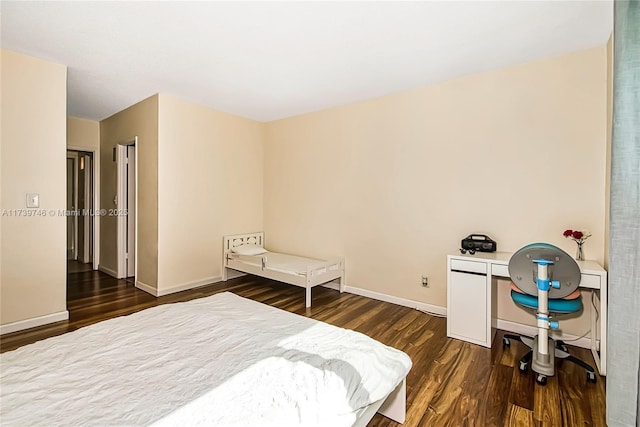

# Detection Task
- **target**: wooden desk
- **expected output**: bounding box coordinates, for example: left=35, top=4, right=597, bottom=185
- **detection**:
left=446, top=251, right=607, bottom=375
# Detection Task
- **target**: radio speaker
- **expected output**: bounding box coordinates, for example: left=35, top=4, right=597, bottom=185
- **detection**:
left=461, top=234, right=497, bottom=253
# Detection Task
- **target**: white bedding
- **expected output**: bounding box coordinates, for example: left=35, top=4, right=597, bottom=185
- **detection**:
left=1, top=292, right=411, bottom=426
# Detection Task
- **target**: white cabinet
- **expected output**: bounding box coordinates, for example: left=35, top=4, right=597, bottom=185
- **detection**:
left=447, top=269, right=489, bottom=346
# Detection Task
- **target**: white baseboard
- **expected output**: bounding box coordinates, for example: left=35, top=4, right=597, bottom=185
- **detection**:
left=1, top=310, right=69, bottom=335
left=225, top=269, right=247, bottom=280
left=344, top=285, right=447, bottom=316
left=136, top=276, right=223, bottom=297
left=321, top=281, right=341, bottom=291
left=135, top=280, right=159, bottom=296
left=496, top=319, right=592, bottom=349
left=98, top=264, right=118, bottom=278
left=158, top=276, right=222, bottom=296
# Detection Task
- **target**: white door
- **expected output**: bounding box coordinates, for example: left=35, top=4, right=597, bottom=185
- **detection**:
left=81, top=153, right=93, bottom=263
left=117, top=142, right=136, bottom=279
left=76, top=153, right=93, bottom=264
left=126, top=145, right=136, bottom=278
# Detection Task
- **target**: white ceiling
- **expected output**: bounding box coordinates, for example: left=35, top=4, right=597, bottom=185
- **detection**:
left=1, top=1, right=613, bottom=122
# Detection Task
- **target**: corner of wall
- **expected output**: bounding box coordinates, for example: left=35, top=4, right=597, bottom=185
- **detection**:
left=604, top=34, right=614, bottom=270
left=98, top=94, right=160, bottom=289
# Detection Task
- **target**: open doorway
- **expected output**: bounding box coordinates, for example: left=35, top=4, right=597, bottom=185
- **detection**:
left=66, top=150, right=94, bottom=274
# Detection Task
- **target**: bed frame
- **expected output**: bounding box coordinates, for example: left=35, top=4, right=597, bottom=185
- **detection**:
left=222, top=232, right=345, bottom=308
left=355, top=378, right=407, bottom=425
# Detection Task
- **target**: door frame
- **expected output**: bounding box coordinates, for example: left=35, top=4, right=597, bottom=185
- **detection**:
left=66, top=151, right=79, bottom=261
left=68, top=145, right=100, bottom=270
left=116, top=137, right=138, bottom=279
left=80, top=152, right=92, bottom=263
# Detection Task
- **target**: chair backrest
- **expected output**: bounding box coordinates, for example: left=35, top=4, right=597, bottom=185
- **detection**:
left=508, top=243, right=581, bottom=299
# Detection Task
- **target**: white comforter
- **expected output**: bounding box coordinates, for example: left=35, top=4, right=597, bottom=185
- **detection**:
left=1, top=292, right=411, bottom=426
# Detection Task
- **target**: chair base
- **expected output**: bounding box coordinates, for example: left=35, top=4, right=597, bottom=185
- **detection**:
left=502, top=333, right=598, bottom=385
left=531, top=336, right=555, bottom=377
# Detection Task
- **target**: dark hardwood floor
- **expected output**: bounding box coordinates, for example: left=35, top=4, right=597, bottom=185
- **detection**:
left=1, top=271, right=606, bottom=426
left=67, top=259, right=94, bottom=274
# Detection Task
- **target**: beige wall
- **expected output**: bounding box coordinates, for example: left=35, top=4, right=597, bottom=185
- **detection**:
left=68, top=116, right=100, bottom=150
left=156, top=94, right=263, bottom=293
left=264, top=46, right=608, bottom=335
left=1, top=49, right=67, bottom=325
left=100, top=95, right=159, bottom=287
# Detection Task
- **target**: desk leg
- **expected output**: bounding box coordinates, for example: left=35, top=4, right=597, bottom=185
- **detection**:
left=600, top=285, right=607, bottom=375
left=590, top=287, right=606, bottom=376
left=490, top=276, right=498, bottom=345
left=590, top=290, right=599, bottom=373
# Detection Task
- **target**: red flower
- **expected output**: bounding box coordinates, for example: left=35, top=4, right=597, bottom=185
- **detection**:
left=563, top=228, right=591, bottom=242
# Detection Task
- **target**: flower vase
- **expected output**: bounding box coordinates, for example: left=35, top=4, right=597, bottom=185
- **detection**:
left=576, top=241, right=585, bottom=261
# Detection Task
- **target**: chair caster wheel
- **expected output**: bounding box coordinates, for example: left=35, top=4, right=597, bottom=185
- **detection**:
left=536, top=374, right=547, bottom=385
left=587, top=372, right=597, bottom=383
left=503, top=337, right=510, bottom=347
left=518, top=361, right=528, bottom=373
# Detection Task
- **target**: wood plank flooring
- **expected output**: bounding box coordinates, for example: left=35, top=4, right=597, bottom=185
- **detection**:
left=1, top=271, right=606, bottom=426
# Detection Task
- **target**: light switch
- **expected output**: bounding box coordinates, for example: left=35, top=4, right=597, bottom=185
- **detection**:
left=26, top=193, right=39, bottom=208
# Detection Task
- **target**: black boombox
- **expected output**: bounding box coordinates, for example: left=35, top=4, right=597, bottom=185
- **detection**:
left=460, top=234, right=497, bottom=254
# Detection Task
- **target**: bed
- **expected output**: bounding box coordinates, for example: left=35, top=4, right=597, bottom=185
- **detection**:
left=223, top=232, right=345, bottom=308
left=0, top=292, right=411, bottom=426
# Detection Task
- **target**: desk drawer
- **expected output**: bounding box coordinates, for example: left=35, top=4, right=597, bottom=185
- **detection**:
left=580, top=273, right=601, bottom=289
left=450, top=259, right=487, bottom=275
left=491, top=264, right=509, bottom=278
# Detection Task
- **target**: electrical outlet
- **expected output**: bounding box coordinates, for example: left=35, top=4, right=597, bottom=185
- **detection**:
left=421, top=276, right=428, bottom=287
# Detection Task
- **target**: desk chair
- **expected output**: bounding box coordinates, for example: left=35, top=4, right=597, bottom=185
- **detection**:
left=502, top=243, right=597, bottom=385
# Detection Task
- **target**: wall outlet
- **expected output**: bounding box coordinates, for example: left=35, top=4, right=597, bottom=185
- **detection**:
left=421, top=275, right=429, bottom=287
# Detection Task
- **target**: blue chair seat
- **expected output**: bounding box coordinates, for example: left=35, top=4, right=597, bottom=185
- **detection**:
left=510, top=290, right=582, bottom=314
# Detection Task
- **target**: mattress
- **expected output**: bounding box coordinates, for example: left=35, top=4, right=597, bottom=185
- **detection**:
left=236, top=251, right=339, bottom=275
left=1, top=292, right=411, bottom=426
